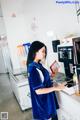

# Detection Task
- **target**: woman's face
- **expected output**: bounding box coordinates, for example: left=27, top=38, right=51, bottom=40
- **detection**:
left=35, top=47, right=46, bottom=61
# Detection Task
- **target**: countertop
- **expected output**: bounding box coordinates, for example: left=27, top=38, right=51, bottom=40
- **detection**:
left=52, top=72, right=80, bottom=103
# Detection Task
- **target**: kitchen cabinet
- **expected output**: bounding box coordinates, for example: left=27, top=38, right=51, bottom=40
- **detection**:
left=57, top=90, right=80, bottom=120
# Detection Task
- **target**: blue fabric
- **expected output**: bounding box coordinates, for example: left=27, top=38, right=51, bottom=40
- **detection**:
left=28, top=62, right=59, bottom=120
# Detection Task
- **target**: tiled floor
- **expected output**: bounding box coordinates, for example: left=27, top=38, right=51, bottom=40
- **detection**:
left=0, top=73, right=32, bottom=120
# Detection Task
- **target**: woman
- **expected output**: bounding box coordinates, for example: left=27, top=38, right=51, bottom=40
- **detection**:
left=27, top=41, right=65, bottom=120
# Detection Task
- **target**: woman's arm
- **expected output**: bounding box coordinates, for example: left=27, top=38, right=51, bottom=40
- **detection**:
left=35, top=83, right=65, bottom=95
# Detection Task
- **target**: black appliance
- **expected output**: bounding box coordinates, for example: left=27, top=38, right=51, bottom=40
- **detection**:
left=58, top=45, right=74, bottom=87
left=72, top=37, right=80, bottom=65
left=72, top=37, right=80, bottom=93
left=52, top=40, right=60, bottom=52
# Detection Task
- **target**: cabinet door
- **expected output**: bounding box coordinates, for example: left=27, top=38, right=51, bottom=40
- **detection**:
left=57, top=91, right=80, bottom=120
left=58, top=109, right=73, bottom=120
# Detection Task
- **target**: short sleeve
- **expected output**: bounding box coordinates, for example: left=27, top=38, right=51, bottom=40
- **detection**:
left=29, top=67, right=44, bottom=90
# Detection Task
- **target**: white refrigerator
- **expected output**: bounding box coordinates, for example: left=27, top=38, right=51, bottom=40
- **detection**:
left=0, top=44, right=12, bottom=73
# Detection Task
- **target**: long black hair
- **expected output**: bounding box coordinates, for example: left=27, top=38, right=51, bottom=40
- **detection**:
left=27, top=41, right=47, bottom=67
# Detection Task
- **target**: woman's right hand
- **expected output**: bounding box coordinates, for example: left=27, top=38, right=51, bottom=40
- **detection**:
left=54, top=83, right=66, bottom=91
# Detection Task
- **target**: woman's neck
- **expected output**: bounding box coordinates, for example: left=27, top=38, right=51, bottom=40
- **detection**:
left=34, top=59, right=39, bottom=63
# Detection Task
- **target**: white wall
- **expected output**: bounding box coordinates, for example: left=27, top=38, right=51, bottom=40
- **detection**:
left=0, top=0, right=31, bottom=70
left=23, top=0, right=80, bottom=72
left=1, top=0, right=80, bottom=72
left=24, top=0, right=80, bottom=39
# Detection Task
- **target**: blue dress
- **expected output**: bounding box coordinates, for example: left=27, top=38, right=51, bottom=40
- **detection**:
left=28, top=62, right=59, bottom=120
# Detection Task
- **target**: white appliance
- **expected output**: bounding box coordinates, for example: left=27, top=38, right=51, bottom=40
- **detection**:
left=0, top=46, right=6, bottom=73
left=0, top=44, right=12, bottom=73
left=9, top=71, right=32, bottom=111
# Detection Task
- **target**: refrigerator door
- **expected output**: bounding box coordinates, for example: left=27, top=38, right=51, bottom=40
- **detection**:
left=0, top=45, right=12, bottom=73
left=0, top=47, right=6, bottom=73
